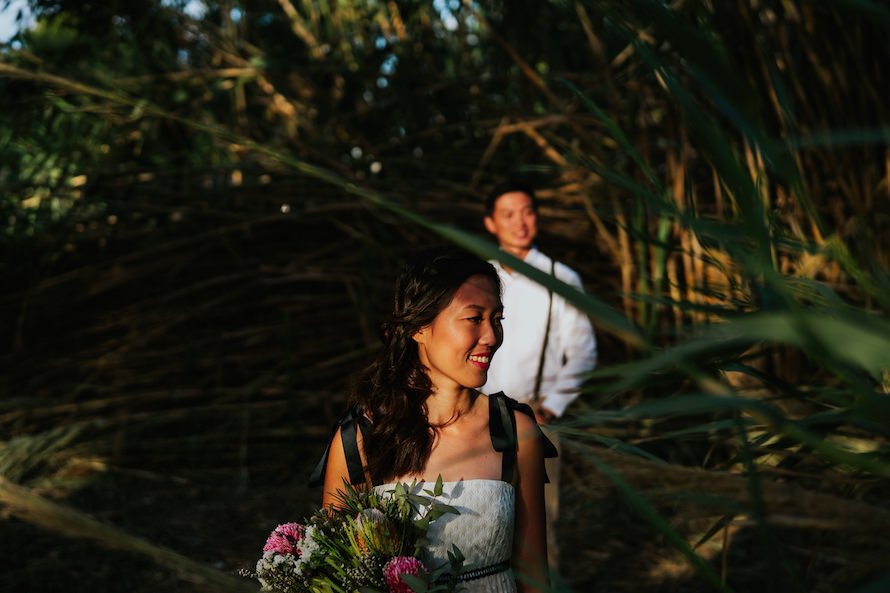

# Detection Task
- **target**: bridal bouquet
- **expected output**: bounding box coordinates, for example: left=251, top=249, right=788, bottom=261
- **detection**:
left=241, top=477, right=465, bottom=593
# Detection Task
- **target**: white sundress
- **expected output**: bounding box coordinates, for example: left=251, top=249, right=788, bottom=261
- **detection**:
left=309, top=392, right=557, bottom=593
left=375, top=479, right=516, bottom=593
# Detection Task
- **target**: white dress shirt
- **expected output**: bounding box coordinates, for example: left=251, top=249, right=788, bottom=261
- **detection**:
left=481, top=247, right=598, bottom=418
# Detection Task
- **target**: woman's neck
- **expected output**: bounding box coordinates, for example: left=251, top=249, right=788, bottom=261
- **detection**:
left=426, top=387, right=476, bottom=426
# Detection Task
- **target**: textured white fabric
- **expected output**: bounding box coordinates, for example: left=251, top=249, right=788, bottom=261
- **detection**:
left=375, top=479, right=516, bottom=593
left=482, top=247, right=598, bottom=417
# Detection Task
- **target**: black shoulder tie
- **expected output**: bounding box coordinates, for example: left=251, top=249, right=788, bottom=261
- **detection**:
left=488, top=392, right=558, bottom=484
left=489, top=392, right=518, bottom=483
left=308, top=408, right=369, bottom=488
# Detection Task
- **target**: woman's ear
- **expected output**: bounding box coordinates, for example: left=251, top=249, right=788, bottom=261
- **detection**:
left=412, top=327, right=426, bottom=344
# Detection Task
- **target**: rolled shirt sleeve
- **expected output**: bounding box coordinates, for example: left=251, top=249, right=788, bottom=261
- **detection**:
left=539, top=263, right=598, bottom=417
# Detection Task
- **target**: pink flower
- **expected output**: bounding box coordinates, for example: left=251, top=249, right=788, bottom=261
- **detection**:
left=263, top=522, right=305, bottom=556
left=383, top=556, right=428, bottom=593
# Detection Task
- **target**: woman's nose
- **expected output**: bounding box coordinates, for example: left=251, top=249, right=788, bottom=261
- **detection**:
left=480, top=320, right=501, bottom=346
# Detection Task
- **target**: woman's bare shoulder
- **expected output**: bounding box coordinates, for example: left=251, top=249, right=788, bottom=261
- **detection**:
left=514, top=409, right=541, bottom=442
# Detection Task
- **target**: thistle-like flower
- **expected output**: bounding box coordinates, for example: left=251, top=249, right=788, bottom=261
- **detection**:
left=263, top=522, right=305, bottom=556
left=383, top=555, right=428, bottom=593
left=355, top=507, right=398, bottom=554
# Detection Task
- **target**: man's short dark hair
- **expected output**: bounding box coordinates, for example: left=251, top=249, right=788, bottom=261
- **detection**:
left=484, top=179, right=539, bottom=216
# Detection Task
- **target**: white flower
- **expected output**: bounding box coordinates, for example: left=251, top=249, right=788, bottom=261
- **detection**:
left=294, top=525, right=320, bottom=573
left=256, top=550, right=301, bottom=590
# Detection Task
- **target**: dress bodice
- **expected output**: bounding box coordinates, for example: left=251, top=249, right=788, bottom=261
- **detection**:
left=374, top=479, right=516, bottom=593
left=309, top=392, right=557, bottom=593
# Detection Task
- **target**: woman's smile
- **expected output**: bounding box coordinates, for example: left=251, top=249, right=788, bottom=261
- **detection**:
left=414, top=274, right=503, bottom=392
left=468, top=351, right=494, bottom=369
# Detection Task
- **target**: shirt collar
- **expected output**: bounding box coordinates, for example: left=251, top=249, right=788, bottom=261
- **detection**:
left=492, top=245, right=547, bottom=275
left=523, top=246, right=547, bottom=267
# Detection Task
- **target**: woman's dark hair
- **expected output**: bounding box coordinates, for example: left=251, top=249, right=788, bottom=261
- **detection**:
left=351, top=245, right=501, bottom=483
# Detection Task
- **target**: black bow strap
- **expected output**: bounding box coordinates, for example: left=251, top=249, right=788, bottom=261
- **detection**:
left=308, top=408, right=369, bottom=488
left=489, top=392, right=516, bottom=454
left=488, top=392, right=558, bottom=483
left=310, top=394, right=556, bottom=488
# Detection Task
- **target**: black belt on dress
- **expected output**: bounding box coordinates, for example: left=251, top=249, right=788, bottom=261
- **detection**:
left=436, top=560, right=511, bottom=584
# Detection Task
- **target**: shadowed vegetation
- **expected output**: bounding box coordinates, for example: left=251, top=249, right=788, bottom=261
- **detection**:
left=1, top=1, right=888, bottom=592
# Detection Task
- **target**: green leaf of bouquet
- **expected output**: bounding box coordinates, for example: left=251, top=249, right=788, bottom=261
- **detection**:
left=399, top=573, right=429, bottom=593
left=428, top=503, right=460, bottom=516
left=425, top=510, right=445, bottom=522
left=433, top=474, right=444, bottom=496
left=447, top=544, right=465, bottom=564
left=426, top=565, right=448, bottom=579
left=407, top=493, right=432, bottom=507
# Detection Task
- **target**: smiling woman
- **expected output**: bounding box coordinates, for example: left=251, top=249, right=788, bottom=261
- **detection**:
left=412, top=272, right=502, bottom=402
left=338, top=245, right=507, bottom=484
left=311, top=245, right=557, bottom=593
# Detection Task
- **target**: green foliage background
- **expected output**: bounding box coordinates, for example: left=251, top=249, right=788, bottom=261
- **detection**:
left=1, top=1, right=889, bottom=592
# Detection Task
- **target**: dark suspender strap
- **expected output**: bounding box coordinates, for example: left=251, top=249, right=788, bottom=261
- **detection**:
left=532, top=260, right=555, bottom=401
left=308, top=408, right=369, bottom=487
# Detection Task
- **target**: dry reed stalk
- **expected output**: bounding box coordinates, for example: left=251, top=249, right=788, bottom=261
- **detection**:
left=469, top=116, right=509, bottom=190
left=690, top=222, right=707, bottom=322
left=466, top=2, right=565, bottom=112
left=385, top=1, right=407, bottom=41
left=575, top=2, right=608, bottom=67
left=570, top=183, right=622, bottom=261
left=276, top=0, right=322, bottom=58
left=666, top=256, right=683, bottom=334
left=609, top=193, right=635, bottom=323
left=0, top=477, right=256, bottom=593
left=667, top=147, right=687, bottom=329
left=215, top=50, right=305, bottom=140
left=470, top=115, right=574, bottom=189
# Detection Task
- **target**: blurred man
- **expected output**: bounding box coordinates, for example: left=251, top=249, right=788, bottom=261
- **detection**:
left=480, top=179, right=598, bottom=573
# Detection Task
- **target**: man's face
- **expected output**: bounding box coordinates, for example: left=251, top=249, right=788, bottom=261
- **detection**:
left=484, top=191, right=538, bottom=255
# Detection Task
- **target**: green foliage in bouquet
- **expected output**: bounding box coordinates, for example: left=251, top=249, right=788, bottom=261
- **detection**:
left=242, top=476, right=465, bottom=593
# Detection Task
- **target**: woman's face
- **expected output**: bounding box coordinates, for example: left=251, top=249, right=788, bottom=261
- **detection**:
left=413, top=274, right=503, bottom=392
